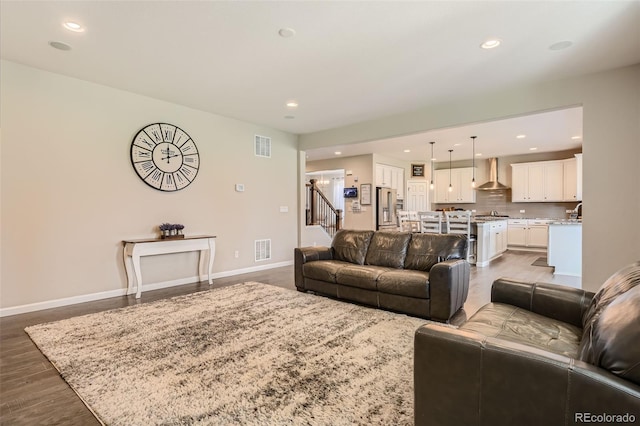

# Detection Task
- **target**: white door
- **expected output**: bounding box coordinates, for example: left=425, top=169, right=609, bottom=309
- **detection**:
left=406, top=181, right=428, bottom=211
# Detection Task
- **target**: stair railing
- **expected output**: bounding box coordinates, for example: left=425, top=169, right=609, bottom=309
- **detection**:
left=305, top=179, right=342, bottom=237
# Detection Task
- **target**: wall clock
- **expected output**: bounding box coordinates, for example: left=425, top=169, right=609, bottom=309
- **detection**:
left=130, top=123, right=200, bottom=191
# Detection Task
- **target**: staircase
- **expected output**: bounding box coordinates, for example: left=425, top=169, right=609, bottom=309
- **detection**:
left=305, top=179, right=342, bottom=238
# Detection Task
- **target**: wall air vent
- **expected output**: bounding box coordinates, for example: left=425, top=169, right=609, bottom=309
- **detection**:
left=255, top=239, right=272, bottom=262
left=254, top=135, right=271, bottom=158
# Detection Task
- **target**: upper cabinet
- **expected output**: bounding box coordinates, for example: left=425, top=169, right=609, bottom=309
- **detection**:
left=375, top=163, right=405, bottom=199
left=511, top=155, right=582, bottom=203
left=563, top=154, right=583, bottom=202
left=434, top=167, right=476, bottom=204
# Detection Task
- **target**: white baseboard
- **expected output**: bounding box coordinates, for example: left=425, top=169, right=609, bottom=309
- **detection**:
left=0, top=261, right=293, bottom=318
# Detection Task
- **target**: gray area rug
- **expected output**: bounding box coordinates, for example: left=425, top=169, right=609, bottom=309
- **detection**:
left=26, top=282, right=430, bottom=425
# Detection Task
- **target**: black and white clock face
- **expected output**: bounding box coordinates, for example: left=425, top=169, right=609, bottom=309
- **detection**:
left=130, top=123, right=200, bottom=191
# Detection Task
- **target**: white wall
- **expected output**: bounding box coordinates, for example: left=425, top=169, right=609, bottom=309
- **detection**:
left=1, top=60, right=298, bottom=310
left=300, top=64, right=640, bottom=293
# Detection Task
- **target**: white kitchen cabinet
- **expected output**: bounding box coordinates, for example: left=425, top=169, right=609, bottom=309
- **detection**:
left=508, top=219, right=550, bottom=250
left=575, top=153, right=583, bottom=202
left=489, top=221, right=508, bottom=256
left=563, top=154, right=583, bottom=202
left=506, top=219, right=527, bottom=246
left=393, top=167, right=404, bottom=200
left=476, top=219, right=508, bottom=267
left=433, top=167, right=476, bottom=204
left=528, top=222, right=549, bottom=248
left=543, top=162, right=564, bottom=201
left=375, top=163, right=405, bottom=199
left=511, top=161, right=565, bottom=202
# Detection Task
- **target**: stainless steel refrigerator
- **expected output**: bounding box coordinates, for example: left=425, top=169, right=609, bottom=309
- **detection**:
left=376, top=187, right=398, bottom=230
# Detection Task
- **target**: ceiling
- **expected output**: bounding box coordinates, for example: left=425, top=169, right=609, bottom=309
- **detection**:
left=305, top=106, right=583, bottom=163
left=1, top=1, right=638, bottom=145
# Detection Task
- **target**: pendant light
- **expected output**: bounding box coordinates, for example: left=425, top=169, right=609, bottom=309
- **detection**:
left=429, top=141, right=435, bottom=190
left=471, top=136, right=477, bottom=188
left=448, top=149, right=453, bottom=192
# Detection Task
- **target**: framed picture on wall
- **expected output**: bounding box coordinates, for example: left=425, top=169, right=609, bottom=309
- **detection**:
left=360, top=183, right=372, bottom=205
left=411, top=164, right=425, bottom=177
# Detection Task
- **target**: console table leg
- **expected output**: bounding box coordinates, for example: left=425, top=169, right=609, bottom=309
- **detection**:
left=207, top=238, right=215, bottom=284
left=132, top=253, right=143, bottom=299
left=124, top=243, right=136, bottom=296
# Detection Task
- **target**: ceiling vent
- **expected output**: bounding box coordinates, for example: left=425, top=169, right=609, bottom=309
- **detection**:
left=255, top=239, right=272, bottom=262
left=254, top=135, right=271, bottom=158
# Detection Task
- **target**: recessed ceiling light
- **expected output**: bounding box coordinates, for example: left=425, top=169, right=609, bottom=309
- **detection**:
left=284, top=115, right=295, bottom=119
left=549, top=40, right=573, bottom=51
left=529, top=147, right=538, bottom=151
left=403, top=149, right=411, bottom=153
left=516, top=134, right=526, bottom=139
left=286, top=101, right=298, bottom=108
left=475, top=153, right=483, bottom=157
left=63, top=21, right=84, bottom=32
left=480, top=39, right=501, bottom=49
left=571, top=135, right=582, bottom=140
left=454, top=143, right=462, bottom=146
left=49, top=41, right=72, bottom=51
left=334, top=151, right=342, bottom=155
left=278, top=28, right=296, bottom=38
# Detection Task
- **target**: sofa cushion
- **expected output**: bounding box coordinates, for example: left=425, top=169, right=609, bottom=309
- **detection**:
left=578, top=261, right=640, bottom=364
left=404, top=234, right=467, bottom=271
left=460, top=303, right=582, bottom=358
left=336, top=265, right=391, bottom=290
left=377, top=270, right=430, bottom=298
left=578, top=262, right=640, bottom=385
left=364, top=231, right=412, bottom=268
left=303, top=260, right=352, bottom=283
left=587, top=285, right=640, bottom=385
left=331, top=230, right=374, bottom=265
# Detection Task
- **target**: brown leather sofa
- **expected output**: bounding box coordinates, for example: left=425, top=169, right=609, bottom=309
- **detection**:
left=414, top=261, right=640, bottom=426
left=294, top=229, right=470, bottom=322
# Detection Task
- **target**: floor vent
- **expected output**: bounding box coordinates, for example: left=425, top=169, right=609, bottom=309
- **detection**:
left=254, top=135, right=271, bottom=158
left=255, top=239, right=271, bottom=262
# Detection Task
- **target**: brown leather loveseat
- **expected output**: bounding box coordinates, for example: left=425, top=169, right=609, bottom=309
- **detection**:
left=294, top=229, right=470, bottom=322
left=414, top=261, right=640, bottom=425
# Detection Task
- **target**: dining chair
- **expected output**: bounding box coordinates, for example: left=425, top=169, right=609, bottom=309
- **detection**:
left=418, top=211, right=443, bottom=234
left=444, top=211, right=476, bottom=262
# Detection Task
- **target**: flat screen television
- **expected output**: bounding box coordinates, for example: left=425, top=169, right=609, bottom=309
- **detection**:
left=343, top=187, right=358, bottom=198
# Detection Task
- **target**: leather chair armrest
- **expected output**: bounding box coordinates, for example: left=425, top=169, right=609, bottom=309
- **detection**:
left=294, top=246, right=332, bottom=290
left=491, top=278, right=594, bottom=328
left=429, top=259, right=470, bottom=322
left=414, top=324, right=640, bottom=426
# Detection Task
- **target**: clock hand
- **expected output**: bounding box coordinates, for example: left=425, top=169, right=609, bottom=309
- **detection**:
left=161, top=153, right=181, bottom=161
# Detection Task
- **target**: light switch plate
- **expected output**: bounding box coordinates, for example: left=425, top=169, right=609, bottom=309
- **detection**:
left=235, top=184, right=245, bottom=192
left=279, top=206, right=288, bottom=213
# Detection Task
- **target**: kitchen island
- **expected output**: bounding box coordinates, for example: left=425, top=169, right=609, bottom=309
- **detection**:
left=547, top=221, right=582, bottom=277
left=472, top=218, right=508, bottom=267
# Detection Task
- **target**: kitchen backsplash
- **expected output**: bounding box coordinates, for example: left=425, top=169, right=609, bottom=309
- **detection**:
left=433, top=189, right=580, bottom=219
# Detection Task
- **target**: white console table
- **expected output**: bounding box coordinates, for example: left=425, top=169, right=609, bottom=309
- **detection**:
left=123, top=235, right=216, bottom=299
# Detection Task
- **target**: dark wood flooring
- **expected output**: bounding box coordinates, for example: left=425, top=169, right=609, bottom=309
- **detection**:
left=0, top=250, right=571, bottom=425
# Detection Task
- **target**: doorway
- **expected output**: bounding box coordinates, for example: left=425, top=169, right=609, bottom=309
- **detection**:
left=406, top=180, right=429, bottom=212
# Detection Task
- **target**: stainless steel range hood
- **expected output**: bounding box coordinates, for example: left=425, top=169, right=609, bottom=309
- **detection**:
left=476, top=157, right=510, bottom=191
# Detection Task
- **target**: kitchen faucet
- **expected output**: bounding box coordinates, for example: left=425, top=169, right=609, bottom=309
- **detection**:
left=569, top=203, right=582, bottom=220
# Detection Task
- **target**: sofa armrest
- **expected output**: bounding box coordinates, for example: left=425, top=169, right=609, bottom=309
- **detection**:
left=428, top=259, right=470, bottom=322
left=294, top=246, right=333, bottom=290
left=491, top=278, right=594, bottom=328
left=414, top=324, right=640, bottom=426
